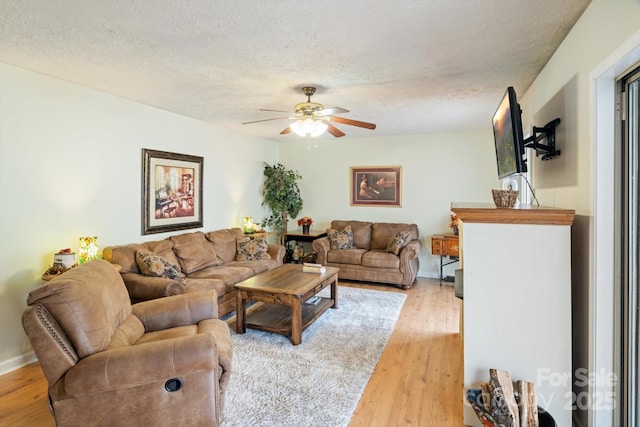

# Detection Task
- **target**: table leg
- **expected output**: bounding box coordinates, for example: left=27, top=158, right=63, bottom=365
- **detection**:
left=331, top=276, right=338, bottom=309
left=235, top=291, right=246, bottom=334
left=291, top=297, right=302, bottom=345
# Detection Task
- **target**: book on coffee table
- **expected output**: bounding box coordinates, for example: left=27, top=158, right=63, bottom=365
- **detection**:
left=303, top=262, right=325, bottom=274
left=305, top=296, right=321, bottom=305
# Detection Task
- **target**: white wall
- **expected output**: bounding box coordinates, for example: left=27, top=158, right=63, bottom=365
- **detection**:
left=279, top=130, right=499, bottom=278
left=520, top=0, right=640, bottom=214
left=0, top=64, right=499, bottom=371
left=517, top=1, right=640, bottom=426
left=3, top=6, right=639, bottom=424
left=0, top=63, right=279, bottom=371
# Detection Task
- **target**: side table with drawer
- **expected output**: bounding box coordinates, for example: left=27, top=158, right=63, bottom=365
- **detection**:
left=431, top=234, right=459, bottom=284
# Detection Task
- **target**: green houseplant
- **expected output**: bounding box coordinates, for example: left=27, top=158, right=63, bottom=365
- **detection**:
left=261, top=162, right=303, bottom=245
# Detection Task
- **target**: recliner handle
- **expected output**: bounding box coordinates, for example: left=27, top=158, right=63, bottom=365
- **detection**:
left=164, top=377, right=183, bottom=392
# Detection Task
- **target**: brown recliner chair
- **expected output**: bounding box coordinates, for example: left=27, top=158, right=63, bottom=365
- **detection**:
left=22, top=259, right=232, bottom=426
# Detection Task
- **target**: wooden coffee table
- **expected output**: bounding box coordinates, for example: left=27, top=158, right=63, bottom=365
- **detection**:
left=234, top=264, right=339, bottom=345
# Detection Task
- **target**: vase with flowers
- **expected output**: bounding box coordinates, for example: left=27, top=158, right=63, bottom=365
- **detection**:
left=448, top=213, right=459, bottom=235
left=297, top=216, right=313, bottom=234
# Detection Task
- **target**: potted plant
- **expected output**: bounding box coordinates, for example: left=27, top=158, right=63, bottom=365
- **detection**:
left=260, top=162, right=303, bottom=245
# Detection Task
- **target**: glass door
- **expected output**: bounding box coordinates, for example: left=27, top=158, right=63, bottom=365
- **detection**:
left=619, top=64, right=640, bottom=427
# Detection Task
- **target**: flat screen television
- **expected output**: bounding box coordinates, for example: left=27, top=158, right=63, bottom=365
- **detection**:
left=492, top=86, right=527, bottom=179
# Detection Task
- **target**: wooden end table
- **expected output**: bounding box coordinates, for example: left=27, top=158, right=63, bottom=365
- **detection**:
left=284, top=229, right=327, bottom=244
left=431, top=234, right=459, bottom=285
left=234, top=264, right=339, bottom=345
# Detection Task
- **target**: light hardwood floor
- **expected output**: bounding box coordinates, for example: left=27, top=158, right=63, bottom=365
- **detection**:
left=0, top=277, right=463, bottom=427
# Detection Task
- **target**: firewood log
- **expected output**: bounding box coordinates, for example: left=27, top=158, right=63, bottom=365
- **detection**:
left=520, top=381, right=538, bottom=427
left=489, top=369, right=520, bottom=427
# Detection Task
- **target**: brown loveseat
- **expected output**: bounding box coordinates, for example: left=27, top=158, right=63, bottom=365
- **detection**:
left=312, top=220, right=422, bottom=289
left=103, top=228, right=285, bottom=317
left=22, top=259, right=232, bottom=427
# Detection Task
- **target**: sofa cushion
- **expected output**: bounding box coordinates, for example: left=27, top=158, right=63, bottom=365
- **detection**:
left=362, top=250, right=401, bottom=269
left=135, top=250, right=185, bottom=280
left=371, top=223, right=419, bottom=250
left=205, top=228, right=244, bottom=263
left=330, top=220, right=372, bottom=249
left=327, top=226, right=355, bottom=250
left=225, top=260, right=274, bottom=275
left=188, top=265, right=255, bottom=290
left=386, top=231, right=411, bottom=255
left=235, top=237, right=272, bottom=261
left=141, top=239, right=181, bottom=269
left=327, top=248, right=367, bottom=265
left=182, top=277, right=227, bottom=298
left=170, top=232, right=220, bottom=274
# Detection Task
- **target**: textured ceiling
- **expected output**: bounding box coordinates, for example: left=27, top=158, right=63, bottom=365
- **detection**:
left=0, top=0, right=591, bottom=141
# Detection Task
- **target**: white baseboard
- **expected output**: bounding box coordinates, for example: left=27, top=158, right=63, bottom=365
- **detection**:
left=0, top=352, right=37, bottom=376
left=417, top=271, right=439, bottom=279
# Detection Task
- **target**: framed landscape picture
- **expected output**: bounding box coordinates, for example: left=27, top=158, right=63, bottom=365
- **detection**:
left=350, top=166, right=401, bottom=207
left=142, top=149, right=203, bottom=235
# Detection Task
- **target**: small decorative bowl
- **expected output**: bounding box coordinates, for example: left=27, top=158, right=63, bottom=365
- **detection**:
left=492, top=189, right=519, bottom=208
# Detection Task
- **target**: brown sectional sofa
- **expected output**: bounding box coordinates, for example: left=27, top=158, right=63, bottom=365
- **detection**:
left=312, top=220, right=422, bottom=289
left=103, top=228, right=285, bottom=317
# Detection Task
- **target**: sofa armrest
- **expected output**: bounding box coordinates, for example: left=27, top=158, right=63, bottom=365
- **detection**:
left=267, top=244, right=286, bottom=265
left=399, top=239, right=422, bottom=261
left=121, top=272, right=185, bottom=302
left=132, top=291, right=218, bottom=332
left=398, top=239, right=422, bottom=288
left=312, top=237, right=330, bottom=265
left=207, top=320, right=233, bottom=391
left=64, top=334, right=218, bottom=397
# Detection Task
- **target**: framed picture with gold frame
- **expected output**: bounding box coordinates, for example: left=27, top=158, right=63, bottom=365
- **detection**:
left=142, top=149, right=203, bottom=235
left=350, top=166, right=401, bottom=207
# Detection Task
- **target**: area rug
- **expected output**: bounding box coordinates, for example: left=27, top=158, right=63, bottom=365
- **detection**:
left=220, top=286, right=407, bottom=427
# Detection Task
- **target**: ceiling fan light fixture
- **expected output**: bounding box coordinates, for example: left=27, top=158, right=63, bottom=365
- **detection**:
left=243, top=86, right=375, bottom=138
left=290, top=117, right=327, bottom=137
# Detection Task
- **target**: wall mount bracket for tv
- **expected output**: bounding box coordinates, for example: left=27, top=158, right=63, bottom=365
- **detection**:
left=523, top=118, right=561, bottom=161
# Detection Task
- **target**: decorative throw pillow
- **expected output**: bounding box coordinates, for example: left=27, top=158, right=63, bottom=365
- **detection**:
left=386, top=231, right=411, bottom=255
left=327, top=226, right=355, bottom=250
left=135, top=250, right=185, bottom=280
left=235, top=237, right=272, bottom=261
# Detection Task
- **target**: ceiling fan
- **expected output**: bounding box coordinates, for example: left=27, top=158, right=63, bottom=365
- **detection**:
left=242, top=86, right=376, bottom=138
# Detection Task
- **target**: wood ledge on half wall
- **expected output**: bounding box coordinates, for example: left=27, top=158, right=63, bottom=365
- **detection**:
left=451, top=203, right=575, bottom=226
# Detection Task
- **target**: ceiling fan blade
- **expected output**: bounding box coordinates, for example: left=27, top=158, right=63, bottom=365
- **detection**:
left=326, top=123, right=346, bottom=138
left=317, top=107, right=349, bottom=116
left=280, top=126, right=292, bottom=135
left=260, top=108, right=291, bottom=113
left=242, top=116, right=290, bottom=125
left=328, top=116, right=376, bottom=130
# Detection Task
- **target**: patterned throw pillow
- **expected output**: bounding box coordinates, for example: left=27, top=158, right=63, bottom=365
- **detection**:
left=387, top=231, right=411, bottom=255
left=327, top=226, right=355, bottom=250
left=135, top=250, right=185, bottom=280
left=235, top=237, right=272, bottom=261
